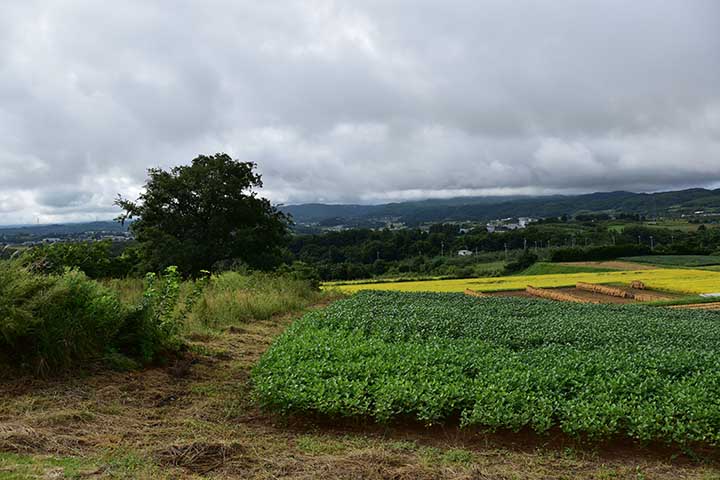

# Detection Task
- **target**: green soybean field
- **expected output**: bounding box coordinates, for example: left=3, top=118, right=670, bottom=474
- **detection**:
left=253, top=291, right=720, bottom=446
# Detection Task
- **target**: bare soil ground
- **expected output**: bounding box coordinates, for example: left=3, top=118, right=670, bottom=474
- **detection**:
left=2, top=306, right=720, bottom=479
left=555, top=287, right=635, bottom=304
left=559, top=261, right=658, bottom=270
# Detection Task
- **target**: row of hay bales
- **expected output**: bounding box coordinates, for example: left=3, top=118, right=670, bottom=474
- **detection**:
left=576, top=282, right=632, bottom=298
left=525, top=281, right=651, bottom=304
left=463, top=289, right=487, bottom=298
left=525, top=285, right=599, bottom=304
left=575, top=281, right=661, bottom=302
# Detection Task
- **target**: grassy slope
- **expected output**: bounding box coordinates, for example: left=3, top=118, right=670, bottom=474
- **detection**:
left=2, top=304, right=720, bottom=479
left=520, top=262, right=615, bottom=275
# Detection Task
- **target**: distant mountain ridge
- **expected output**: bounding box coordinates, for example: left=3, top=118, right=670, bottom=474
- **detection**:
left=281, top=188, right=720, bottom=226
left=0, top=221, right=128, bottom=236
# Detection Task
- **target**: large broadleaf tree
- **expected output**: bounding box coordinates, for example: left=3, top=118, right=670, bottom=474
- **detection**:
left=116, top=153, right=290, bottom=275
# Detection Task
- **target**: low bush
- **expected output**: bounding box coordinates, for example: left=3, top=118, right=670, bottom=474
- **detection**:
left=503, top=251, right=537, bottom=274
left=0, top=262, right=196, bottom=374
left=20, top=241, right=139, bottom=278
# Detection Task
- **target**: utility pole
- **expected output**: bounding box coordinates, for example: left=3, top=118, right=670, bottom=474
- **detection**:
left=638, top=235, right=641, bottom=245
left=504, top=243, right=508, bottom=261
left=650, top=236, right=654, bottom=251
left=441, top=241, right=445, bottom=257
left=376, top=250, right=380, bottom=261
left=523, top=238, right=527, bottom=250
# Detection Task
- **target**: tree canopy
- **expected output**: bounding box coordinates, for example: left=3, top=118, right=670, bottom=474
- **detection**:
left=116, top=154, right=290, bottom=275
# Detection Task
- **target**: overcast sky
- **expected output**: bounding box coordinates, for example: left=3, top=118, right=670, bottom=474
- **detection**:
left=1, top=1, right=720, bottom=224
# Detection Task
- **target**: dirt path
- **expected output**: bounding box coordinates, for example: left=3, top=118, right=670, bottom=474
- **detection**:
left=1, top=307, right=719, bottom=479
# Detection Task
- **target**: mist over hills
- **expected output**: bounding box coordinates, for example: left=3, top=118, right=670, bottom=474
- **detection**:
left=281, top=188, right=720, bottom=226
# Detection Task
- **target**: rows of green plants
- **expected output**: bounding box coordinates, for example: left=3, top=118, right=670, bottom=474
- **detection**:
left=253, top=291, right=720, bottom=445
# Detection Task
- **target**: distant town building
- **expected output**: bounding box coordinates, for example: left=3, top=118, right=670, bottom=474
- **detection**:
left=518, top=217, right=534, bottom=228
left=457, top=249, right=473, bottom=256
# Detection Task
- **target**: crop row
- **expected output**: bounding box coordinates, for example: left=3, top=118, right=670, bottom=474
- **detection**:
left=331, top=268, right=720, bottom=294
left=253, top=291, right=720, bottom=445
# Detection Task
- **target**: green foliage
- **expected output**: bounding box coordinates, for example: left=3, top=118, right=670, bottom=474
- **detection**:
left=503, top=250, right=538, bottom=274
left=254, top=291, right=720, bottom=445
left=188, top=271, right=335, bottom=329
left=116, top=153, right=290, bottom=276
left=115, top=267, right=208, bottom=362
left=520, top=262, right=614, bottom=275
left=0, top=262, right=198, bottom=374
left=20, top=240, right=137, bottom=278
left=551, top=244, right=651, bottom=262
left=275, top=261, right=322, bottom=290
left=0, top=262, right=126, bottom=373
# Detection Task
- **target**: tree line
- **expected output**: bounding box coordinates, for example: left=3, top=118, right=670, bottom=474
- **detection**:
left=13, top=153, right=720, bottom=281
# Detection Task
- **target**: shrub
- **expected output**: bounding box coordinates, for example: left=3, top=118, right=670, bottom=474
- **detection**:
left=0, top=262, right=196, bottom=374
left=20, top=240, right=137, bottom=279
left=0, top=262, right=126, bottom=373
left=504, top=251, right=538, bottom=274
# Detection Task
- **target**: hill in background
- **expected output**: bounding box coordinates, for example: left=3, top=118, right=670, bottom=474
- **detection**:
left=281, top=188, right=720, bottom=227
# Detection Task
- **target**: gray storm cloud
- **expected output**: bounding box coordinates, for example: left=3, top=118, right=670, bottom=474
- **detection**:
left=0, top=0, right=719, bottom=223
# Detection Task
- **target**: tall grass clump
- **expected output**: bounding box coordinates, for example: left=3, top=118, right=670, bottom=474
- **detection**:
left=0, top=262, right=127, bottom=373
left=0, top=262, right=198, bottom=375
left=188, top=271, right=338, bottom=329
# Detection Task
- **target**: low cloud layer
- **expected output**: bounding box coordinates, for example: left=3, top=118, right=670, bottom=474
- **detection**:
left=1, top=0, right=719, bottom=223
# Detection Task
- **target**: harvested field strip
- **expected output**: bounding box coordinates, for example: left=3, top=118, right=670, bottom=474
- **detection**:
left=526, top=285, right=595, bottom=303
left=576, top=282, right=632, bottom=298
left=669, top=302, right=720, bottom=310
left=333, top=268, right=720, bottom=295
left=633, top=292, right=670, bottom=302
left=463, top=289, right=487, bottom=298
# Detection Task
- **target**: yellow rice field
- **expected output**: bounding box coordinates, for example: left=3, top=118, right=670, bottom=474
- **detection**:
left=330, top=268, right=720, bottom=295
